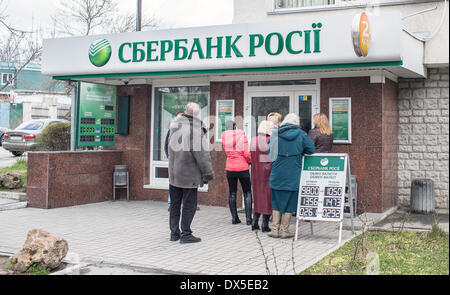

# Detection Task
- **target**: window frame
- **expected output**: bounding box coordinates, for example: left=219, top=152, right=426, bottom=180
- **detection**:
left=1, top=72, right=14, bottom=86
left=146, top=82, right=211, bottom=192
left=274, top=0, right=352, bottom=11
left=329, top=97, right=352, bottom=144
left=271, top=0, right=436, bottom=13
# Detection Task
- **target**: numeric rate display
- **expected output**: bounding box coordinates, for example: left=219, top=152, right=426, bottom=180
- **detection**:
left=297, top=155, right=347, bottom=221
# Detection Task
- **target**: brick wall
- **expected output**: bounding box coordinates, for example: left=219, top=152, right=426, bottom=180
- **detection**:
left=397, top=67, right=449, bottom=209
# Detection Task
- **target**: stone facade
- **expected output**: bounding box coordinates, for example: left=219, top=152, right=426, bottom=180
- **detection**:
left=321, top=77, right=398, bottom=213
left=397, top=67, right=449, bottom=209
left=110, top=83, right=246, bottom=208
left=27, top=151, right=123, bottom=208
left=27, top=78, right=402, bottom=213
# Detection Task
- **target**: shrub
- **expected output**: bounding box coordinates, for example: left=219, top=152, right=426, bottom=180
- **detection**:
left=36, top=122, right=71, bottom=151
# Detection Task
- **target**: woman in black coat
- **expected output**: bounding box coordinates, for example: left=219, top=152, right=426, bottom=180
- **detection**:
left=308, top=113, right=333, bottom=153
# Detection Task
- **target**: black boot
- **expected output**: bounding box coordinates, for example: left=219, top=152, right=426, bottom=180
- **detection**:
left=251, top=213, right=261, bottom=230
left=261, top=214, right=271, bottom=232
left=228, top=192, right=241, bottom=224
left=244, top=191, right=253, bottom=225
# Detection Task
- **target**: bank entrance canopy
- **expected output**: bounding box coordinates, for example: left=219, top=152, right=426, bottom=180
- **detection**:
left=42, top=11, right=425, bottom=84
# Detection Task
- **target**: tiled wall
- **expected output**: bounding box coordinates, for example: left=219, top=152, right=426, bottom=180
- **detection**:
left=397, top=67, right=449, bottom=209
left=320, top=77, right=398, bottom=213
left=382, top=78, right=399, bottom=211
left=27, top=151, right=123, bottom=208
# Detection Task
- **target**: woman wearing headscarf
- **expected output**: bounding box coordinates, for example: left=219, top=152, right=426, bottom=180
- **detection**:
left=250, top=120, right=275, bottom=232
left=268, top=113, right=315, bottom=238
left=308, top=113, right=334, bottom=153
left=222, top=120, right=253, bottom=225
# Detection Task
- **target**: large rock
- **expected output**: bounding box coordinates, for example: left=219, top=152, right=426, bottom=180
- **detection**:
left=0, top=172, right=23, bottom=189
left=9, top=229, right=69, bottom=273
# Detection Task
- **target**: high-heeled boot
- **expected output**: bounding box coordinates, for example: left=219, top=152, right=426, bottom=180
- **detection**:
left=261, top=214, right=271, bottom=232
left=251, top=213, right=261, bottom=230
left=243, top=191, right=253, bottom=225
left=228, top=192, right=241, bottom=224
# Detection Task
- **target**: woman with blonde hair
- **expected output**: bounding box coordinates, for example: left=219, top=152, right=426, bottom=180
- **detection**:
left=267, top=113, right=315, bottom=238
left=308, top=113, right=334, bottom=153
left=267, top=112, right=282, bottom=127
left=250, top=120, right=275, bottom=232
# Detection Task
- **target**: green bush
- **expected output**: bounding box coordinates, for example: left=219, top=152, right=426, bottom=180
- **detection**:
left=36, top=122, right=71, bottom=151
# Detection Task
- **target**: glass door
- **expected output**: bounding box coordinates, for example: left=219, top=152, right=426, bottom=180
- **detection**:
left=294, top=91, right=317, bottom=135
left=245, top=90, right=318, bottom=138
left=246, top=91, right=294, bottom=138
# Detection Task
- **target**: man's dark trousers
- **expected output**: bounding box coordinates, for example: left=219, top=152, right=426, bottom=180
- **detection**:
left=169, top=184, right=198, bottom=238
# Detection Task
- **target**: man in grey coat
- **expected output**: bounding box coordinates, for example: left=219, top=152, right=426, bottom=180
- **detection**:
left=165, top=102, right=214, bottom=243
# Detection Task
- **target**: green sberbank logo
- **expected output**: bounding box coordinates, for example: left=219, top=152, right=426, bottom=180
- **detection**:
left=89, top=39, right=112, bottom=67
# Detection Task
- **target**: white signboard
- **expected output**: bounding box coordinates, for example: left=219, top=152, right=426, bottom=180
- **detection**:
left=295, top=153, right=354, bottom=243
left=42, top=12, right=402, bottom=77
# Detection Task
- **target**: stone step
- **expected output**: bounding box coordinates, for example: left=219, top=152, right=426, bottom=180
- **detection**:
left=0, top=201, right=28, bottom=211
left=0, top=191, right=27, bottom=202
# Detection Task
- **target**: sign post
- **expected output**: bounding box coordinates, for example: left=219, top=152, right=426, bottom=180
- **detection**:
left=295, top=153, right=355, bottom=244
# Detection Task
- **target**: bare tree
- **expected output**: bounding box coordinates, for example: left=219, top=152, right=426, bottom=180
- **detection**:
left=52, top=0, right=117, bottom=36
left=109, top=11, right=159, bottom=34
left=52, top=0, right=159, bottom=36
left=0, top=0, right=42, bottom=92
left=0, top=0, right=27, bottom=36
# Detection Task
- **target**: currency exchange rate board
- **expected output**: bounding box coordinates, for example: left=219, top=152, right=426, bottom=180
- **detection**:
left=297, top=154, right=348, bottom=222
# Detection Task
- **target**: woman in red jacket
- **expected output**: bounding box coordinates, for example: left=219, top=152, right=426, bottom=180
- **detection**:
left=222, top=120, right=252, bottom=225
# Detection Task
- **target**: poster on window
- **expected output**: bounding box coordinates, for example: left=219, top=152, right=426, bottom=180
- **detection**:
left=215, top=100, right=235, bottom=142
left=329, top=97, right=351, bottom=144
left=159, top=92, right=209, bottom=160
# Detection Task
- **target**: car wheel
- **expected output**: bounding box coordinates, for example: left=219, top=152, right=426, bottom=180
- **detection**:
left=0, top=135, right=3, bottom=146
left=11, top=151, right=24, bottom=157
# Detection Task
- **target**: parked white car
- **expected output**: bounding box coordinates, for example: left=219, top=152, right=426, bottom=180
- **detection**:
left=2, top=119, right=69, bottom=156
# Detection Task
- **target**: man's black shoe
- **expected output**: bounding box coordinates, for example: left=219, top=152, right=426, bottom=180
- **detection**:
left=170, top=234, right=180, bottom=242
left=180, top=235, right=201, bottom=244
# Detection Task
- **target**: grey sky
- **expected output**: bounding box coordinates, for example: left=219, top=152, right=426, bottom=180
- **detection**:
left=3, top=0, right=234, bottom=33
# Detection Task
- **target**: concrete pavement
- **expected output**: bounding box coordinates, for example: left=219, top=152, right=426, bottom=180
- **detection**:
left=0, top=147, right=25, bottom=169
left=0, top=200, right=356, bottom=275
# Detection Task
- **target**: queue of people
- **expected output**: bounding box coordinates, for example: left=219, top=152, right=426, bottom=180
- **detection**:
left=165, top=102, right=334, bottom=243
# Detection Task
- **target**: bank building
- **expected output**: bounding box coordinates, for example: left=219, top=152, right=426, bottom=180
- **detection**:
left=33, top=0, right=448, bottom=214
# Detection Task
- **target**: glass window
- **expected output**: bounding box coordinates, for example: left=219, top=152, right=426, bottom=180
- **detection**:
left=274, top=0, right=363, bottom=9
left=275, top=0, right=334, bottom=9
left=152, top=86, right=210, bottom=162
left=251, top=96, right=290, bottom=138
left=299, top=95, right=312, bottom=134
left=248, top=79, right=316, bottom=87
left=15, top=121, right=44, bottom=130
left=2, top=73, right=8, bottom=85
left=1, top=73, right=14, bottom=85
